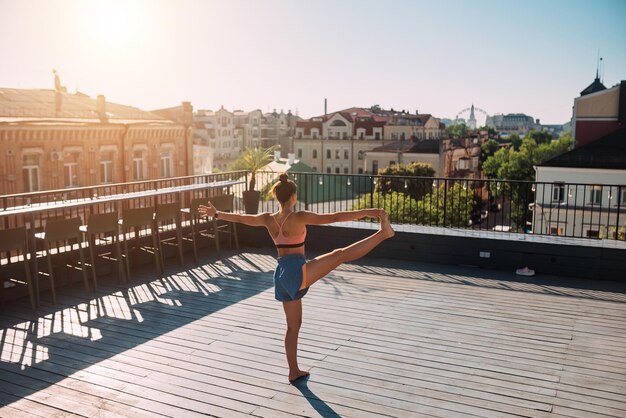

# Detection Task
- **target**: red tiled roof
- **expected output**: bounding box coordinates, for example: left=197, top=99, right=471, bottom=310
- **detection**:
left=355, top=120, right=386, bottom=135
left=296, top=120, right=323, bottom=135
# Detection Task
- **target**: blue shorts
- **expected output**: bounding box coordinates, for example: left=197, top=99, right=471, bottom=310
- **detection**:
left=274, top=253, right=309, bottom=301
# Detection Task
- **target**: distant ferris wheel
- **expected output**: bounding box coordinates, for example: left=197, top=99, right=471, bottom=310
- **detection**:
left=455, top=106, right=489, bottom=123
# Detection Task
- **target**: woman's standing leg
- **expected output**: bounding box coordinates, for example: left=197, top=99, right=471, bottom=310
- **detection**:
left=282, top=299, right=310, bottom=382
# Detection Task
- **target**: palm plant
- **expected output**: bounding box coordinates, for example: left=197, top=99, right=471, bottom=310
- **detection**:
left=230, top=145, right=278, bottom=191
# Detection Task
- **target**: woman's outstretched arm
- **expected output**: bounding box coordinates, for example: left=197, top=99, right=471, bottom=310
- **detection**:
left=299, top=208, right=381, bottom=225
left=198, top=202, right=269, bottom=227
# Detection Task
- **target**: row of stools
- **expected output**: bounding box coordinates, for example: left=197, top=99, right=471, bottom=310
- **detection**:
left=0, top=194, right=238, bottom=310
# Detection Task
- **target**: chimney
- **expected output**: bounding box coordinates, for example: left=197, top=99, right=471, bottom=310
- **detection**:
left=324, top=98, right=327, bottom=117
left=287, top=153, right=295, bottom=165
left=415, top=109, right=419, bottom=115
left=97, top=95, right=106, bottom=116
left=182, top=101, right=193, bottom=125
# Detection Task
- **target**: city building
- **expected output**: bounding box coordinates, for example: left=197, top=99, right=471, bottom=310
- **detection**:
left=441, top=136, right=484, bottom=179
left=572, top=78, right=625, bottom=148
left=486, top=113, right=538, bottom=134
left=364, top=140, right=441, bottom=175
left=294, top=106, right=444, bottom=174
left=0, top=85, right=192, bottom=195
left=533, top=126, right=626, bottom=238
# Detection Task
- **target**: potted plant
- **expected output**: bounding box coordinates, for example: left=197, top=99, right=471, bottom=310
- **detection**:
left=230, top=146, right=278, bottom=214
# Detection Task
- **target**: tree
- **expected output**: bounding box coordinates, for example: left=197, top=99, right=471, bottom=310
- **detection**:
left=478, top=125, right=497, bottom=135
left=353, top=191, right=419, bottom=224
left=416, top=183, right=476, bottom=227
left=525, top=130, right=553, bottom=145
left=377, top=162, right=435, bottom=201
left=508, top=132, right=522, bottom=150
left=446, top=123, right=468, bottom=139
left=482, top=134, right=573, bottom=229
left=480, top=139, right=500, bottom=163
left=229, top=146, right=279, bottom=191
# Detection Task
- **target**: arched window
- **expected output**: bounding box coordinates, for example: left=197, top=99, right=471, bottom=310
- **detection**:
left=312, top=150, right=318, bottom=159
left=331, top=119, right=346, bottom=127
left=358, top=151, right=364, bottom=160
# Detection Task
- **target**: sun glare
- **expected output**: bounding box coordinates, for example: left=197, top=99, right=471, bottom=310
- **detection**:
left=77, top=1, right=141, bottom=49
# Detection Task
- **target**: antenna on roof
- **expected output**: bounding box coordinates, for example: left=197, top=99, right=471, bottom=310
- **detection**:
left=595, top=49, right=600, bottom=80
left=600, top=57, right=604, bottom=83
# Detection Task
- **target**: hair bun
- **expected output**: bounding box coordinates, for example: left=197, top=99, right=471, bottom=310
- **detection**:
left=279, top=173, right=289, bottom=183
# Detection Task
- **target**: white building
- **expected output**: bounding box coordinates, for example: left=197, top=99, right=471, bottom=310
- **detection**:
left=533, top=127, right=626, bottom=239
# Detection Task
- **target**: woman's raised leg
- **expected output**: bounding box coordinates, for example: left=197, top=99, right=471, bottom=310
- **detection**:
left=303, top=211, right=394, bottom=289
left=282, top=299, right=310, bottom=383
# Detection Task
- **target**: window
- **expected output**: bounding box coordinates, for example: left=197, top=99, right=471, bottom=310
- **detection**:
left=326, top=167, right=331, bottom=174
left=312, top=150, right=317, bottom=159
left=620, top=189, right=626, bottom=205
left=326, top=149, right=331, bottom=159
left=358, top=168, right=364, bottom=174
left=458, top=158, right=468, bottom=170
left=161, top=149, right=173, bottom=178
left=359, top=132, right=364, bottom=140
left=297, top=132, right=302, bottom=139
left=335, top=149, right=340, bottom=159
left=344, top=167, right=349, bottom=174
left=374, top=132, right=380, bottom=140
left=342, top=132, right=347, bottom=140
left=550, top=226, right=564, bottom=236
left=344, top=150, right=349, bottom=159
left=297, top=149, right=302, bottom=158
left=312, top=132, right=318, bottom=139
left=63, top=151, right=81, bottom=187
left=589, top=185, right=602, bottom=205
left=100, top=159, right=113, bottom=184
left=133, top=150, right=145, bottom=180
left=586, top=230, right=600, bottom=238
left=22, top=164, right=40, bottom=192
left=372, top=160, right=379, bottom=174
left=552, top=183, right=565, bottom=203
left=358, top=151, right=364, bottom=160
left=400, top=132, right=406, bottom=140
left=64, top=162, right=79, bottom=187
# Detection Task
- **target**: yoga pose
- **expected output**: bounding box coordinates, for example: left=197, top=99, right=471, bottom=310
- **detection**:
left=199, top=173, right=394, bottom=383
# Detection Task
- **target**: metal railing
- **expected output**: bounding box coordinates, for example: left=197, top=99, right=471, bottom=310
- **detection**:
left=1, top=170, right=624, bottom=241
left=253, top=171, right=626, bottom=240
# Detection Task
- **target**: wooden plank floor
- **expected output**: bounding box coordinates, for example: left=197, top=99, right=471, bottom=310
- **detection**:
left=1, top=248, right=626, bottom=417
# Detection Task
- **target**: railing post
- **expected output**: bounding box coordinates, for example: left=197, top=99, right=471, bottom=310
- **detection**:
left=443, top=179, right=448, bottom=228
left=304, top=172, right=309, bottom=211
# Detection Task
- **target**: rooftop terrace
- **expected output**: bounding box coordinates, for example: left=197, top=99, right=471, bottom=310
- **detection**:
left=2, top=247, right=626, bottom=417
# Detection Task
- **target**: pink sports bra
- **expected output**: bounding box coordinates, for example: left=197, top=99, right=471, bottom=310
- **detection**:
left=272, top=212, right=306, bottom=248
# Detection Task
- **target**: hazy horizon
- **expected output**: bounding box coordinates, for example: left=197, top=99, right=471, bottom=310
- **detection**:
left=1, top=0, right=625, bottom=124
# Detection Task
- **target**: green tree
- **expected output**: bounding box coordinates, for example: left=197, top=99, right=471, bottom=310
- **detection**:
left=508, top=132, right=522, bottom=150
left=416, top=183, right=476, bottom=227
left=377, top=162, right=435, bottom=201
left=446, top=123, right=468, bottom=139
left=353, top=191, right=418, bottom=224
left=478, top=125, right=497, bottom=135
left=480, top=139, right=500, bottom=163
left=525, top=130, right=553, bottom=145
left=482, top=134, right=573, bottom=229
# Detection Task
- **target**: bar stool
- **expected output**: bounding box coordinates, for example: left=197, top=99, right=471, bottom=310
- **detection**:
left=154, top=202, right=184, bottom=269
left=34, top=217, right=90, bottom=304
left=80, top=211, right=126, bottom=290
left=211, top=194, right=239, bottom=255
left=181, top=194, right=239, bottom=262
left=119, top=207, right=161, bottom=279
left=0, top=226, right=36, bottom=310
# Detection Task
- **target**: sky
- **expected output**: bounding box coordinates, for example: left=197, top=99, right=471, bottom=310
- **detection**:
left=1, top=0, right=625, bottom=125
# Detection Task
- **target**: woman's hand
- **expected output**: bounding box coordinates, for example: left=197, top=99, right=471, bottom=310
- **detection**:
left=198, top=202, right=217, bottom=218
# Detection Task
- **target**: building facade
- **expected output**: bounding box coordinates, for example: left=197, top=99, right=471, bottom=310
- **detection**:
left=294, top=106, right=444, bottom=174
left=572, top=79, right=625, bottom=148
left=0, top=87, right=192, bottom=195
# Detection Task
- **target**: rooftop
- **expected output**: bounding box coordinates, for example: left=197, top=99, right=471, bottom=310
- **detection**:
left=2, top=246, right=625, bottom=417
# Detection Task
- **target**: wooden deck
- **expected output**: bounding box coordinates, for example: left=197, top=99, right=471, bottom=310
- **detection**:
left=1, top=248, right=626, bottom=417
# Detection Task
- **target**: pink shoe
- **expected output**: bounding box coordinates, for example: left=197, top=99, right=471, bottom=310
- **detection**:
left=516, top=267, right=535, bottom=276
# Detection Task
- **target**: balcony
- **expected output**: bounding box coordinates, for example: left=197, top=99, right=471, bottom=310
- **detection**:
left=1, top=172, right=625, bottom=416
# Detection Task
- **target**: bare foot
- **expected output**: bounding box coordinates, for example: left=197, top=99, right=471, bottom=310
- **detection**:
left=288, top=370, right=310, bottom=384
left=379, top=211, right=395, bottom=239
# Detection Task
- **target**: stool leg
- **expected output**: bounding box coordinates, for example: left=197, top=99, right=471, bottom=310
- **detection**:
left=191, top=217, right=198, bottom=263
left=114, top=234, right=125, bottom=284
left=88, top=235, right=98, bottom=291
left=176, top=218, right=184, bottom=265
left=151, top=225, right=163, bottom=274
left=123, top=229, right=131, bottom=281
left=77, top=240, right=90, bottom=292
left=44, top=240, right=57, bottom=305
left=23, top=246, right=36, bottom=311
left=212, top=219, right=221, bottom=257
left=155, top=222, right=165, bottom=273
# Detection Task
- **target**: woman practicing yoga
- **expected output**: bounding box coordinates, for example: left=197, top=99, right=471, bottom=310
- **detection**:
left=199, top=173, right=394, bottom=383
